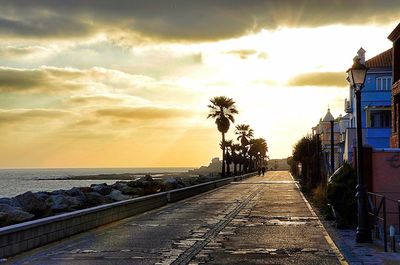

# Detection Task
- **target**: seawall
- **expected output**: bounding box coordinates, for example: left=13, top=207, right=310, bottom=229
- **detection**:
left=0, top=172, right=256, bottom=258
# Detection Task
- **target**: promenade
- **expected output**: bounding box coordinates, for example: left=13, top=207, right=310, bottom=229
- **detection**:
left=7, top=171, right=344, bottom=264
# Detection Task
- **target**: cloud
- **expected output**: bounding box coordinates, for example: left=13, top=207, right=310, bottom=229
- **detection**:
left=0, top=66, right=157, bottom=94
left=0, top=46, right=50, bottom=59
left=0, top=66, right=87, bottom=93
left=257, top=52, right=268, bottom=60
left=0, top=12, right=93, bottom=39
left=64, top=95, right=125, bottom=105
left=95, top=106, right=195, bottom=120
left=226, top=49, right=258, bottom=59
left=288, top=72, right=347, bottom=87
left=0, top=109, right=73, bottom=124
left=0, top=1, right=398, bottom=42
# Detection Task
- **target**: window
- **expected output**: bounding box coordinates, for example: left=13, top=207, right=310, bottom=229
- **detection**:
left=370, top=110, right=391, bottom=128
left=376, top=76, right=392, bottom=90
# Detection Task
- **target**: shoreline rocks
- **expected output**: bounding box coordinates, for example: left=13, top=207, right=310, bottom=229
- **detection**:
left=0, top=174, right=219, bottom=228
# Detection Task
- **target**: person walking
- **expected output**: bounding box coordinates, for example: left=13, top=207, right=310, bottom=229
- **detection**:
left=261, top=166, right=266, bottom=176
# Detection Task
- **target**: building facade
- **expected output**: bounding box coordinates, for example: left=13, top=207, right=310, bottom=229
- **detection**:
left=388, top=23, right=400, bottom=148
left=312, top=109, right=343, bottom=175
left=343, top=48, right=392, bottom=162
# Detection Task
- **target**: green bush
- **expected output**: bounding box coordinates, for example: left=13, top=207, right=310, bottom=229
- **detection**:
left=327, top=163, right=357, bottom=228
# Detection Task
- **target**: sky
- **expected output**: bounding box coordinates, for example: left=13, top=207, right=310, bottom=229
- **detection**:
left=0, top=1, right=399, bottom=168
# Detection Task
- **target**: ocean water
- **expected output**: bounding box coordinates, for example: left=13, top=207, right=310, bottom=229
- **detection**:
left=0, top=168, right=193, bottom=198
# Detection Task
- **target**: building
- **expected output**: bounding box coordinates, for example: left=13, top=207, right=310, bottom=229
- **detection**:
left=312, top=108, right=343, bottom=175
left=343, top=48, right=392, bottom=162
left=388, top=23, right=400, bottom=148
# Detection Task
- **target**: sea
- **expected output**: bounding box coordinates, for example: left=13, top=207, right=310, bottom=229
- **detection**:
left=0, top=168, right=193, bottom=198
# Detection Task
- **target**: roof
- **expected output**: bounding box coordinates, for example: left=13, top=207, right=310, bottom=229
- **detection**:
left=365, top=48, right=392, bottom=68
left=322, top=108, right=334, bottom=122
left=340, top=113, right=350, bottom=120
left=388, top=23, right=400, bottom=42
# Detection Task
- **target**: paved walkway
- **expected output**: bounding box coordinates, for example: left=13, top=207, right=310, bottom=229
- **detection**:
left=322, top=223, right=400, bottom=265
left=7, top=171, right=344, bottom=264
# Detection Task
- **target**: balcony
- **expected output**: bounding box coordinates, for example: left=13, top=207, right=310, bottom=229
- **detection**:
left=344, top=98, right=353, bottom=113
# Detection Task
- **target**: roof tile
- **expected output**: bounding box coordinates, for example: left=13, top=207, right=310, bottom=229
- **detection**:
left=365, top=48, right=392, bottom=68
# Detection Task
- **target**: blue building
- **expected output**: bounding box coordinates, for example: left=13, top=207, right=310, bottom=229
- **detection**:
left=344, top=48, right=392, bottom=162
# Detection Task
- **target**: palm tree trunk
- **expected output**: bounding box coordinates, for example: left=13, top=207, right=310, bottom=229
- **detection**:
left=221, top=132, right=226, bottom=177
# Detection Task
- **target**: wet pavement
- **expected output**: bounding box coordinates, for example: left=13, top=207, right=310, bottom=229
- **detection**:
left=6, top=171, right=344, bottom=264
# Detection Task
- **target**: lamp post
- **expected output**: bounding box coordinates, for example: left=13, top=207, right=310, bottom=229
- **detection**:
left=347, top=56, right=372, bottom=243
left=330, top=119, right=335, bottom=175
left=315, top=133, right=321, bottom=184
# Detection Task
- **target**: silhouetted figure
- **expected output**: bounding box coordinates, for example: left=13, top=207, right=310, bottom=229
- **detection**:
left=261, top=166, right=266, bottom=176
left=257, top=167, right=261, bottom=176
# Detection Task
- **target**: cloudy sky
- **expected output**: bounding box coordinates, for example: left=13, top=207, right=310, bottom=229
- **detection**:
left=0, top=1, right=398, bottom=168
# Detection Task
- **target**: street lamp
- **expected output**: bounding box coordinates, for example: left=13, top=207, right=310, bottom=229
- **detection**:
left=315, top=133, right=321, bottom=184
left=346, top=56, right=371, bottom=243
left=329, top=116, right=335, bottom=175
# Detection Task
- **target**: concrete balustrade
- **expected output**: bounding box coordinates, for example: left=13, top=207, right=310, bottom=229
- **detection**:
left=0, top=172, right=256, bottom=258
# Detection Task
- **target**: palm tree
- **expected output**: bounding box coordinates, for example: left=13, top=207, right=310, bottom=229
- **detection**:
left=235, top=124, right=254, bottom=147
left=235, top=124, right=253, bottom=173
left=249, top=138, right=268, bottom=171
left=207, top=96, right=239, bottom=177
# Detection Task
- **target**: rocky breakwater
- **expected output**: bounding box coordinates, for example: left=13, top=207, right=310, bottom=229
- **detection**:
left=0, top=175, right=199, bottom=228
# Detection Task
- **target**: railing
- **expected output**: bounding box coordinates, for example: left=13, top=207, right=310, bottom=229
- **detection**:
left=367, top=192, right=387, bottom=252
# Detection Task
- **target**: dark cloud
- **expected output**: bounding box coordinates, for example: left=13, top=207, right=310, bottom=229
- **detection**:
left=0, top=109, right=72, bottom=124
left=0, top=46, right=48, bottom=58
left=0, top=67, right=85, bottom=93
left=288, top=72, right=347, bottom=87
left=0, top=66, right=152, bottom=94
left=96, top=106, right=194, bottom=120
left=0, top=1, right=398, bottom=41
left=0, top=12, right=92, bottom=39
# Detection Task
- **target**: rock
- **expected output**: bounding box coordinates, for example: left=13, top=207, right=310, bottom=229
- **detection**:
left=47, top=195, right=69, bottom=212
left=78, top=187, right=92, bottom=193
left=163, top=178, right=178, bottom=191
left=0, top=212, right=8, bottom=222
left=0, top=197, right=20, bottom=207
left=34, top=192, right=50, bottom=202
left=91, top=184, right=112, bottom=196
left=112, top=182, right=140, bottom=195
left=138, top=174, right=154, bottom=182
left=163, top=178, right=186, bottom=191
left=126, top=180, right=141, bottom=188
left=107, top=190, right=132, bottom=201
left=0, top=204, right=34, bottom=226
left=130, top=175, right=161, bottom=195
left=85, top=192, right=111, bottom=206
left=132, top=187, right=146, bottom=196
left=50, top=189, right=67, bottom=195
left=14, top=191, right=47, bottom=215
left=48, top=194, right=85, bottom=212
left=65, top=187, right=85, bottom=197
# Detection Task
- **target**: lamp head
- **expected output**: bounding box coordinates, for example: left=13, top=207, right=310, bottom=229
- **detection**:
left=346, top=56, right=368, bottom=89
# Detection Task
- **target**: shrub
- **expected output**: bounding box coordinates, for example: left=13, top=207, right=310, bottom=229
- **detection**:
left=327, top=163, right=357, bottom=228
